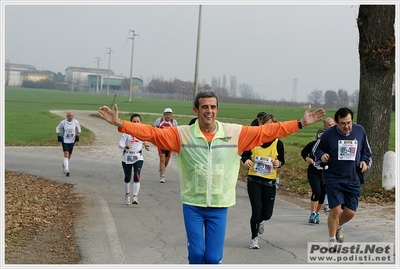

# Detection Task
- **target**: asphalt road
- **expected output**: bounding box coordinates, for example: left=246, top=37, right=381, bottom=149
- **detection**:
left=4, top=110, right=396, bottom=267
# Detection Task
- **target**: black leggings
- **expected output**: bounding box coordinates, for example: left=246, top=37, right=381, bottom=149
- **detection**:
left=122, top=160, right=143, bottom=183
left=307, top=171, right=325, bottom=204
left=247, top=178, right=276, bottom=239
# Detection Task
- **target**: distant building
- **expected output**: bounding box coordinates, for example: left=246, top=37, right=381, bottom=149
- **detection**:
left=65, top=66, right=112, bottom=92
left=20, top=70, right=55, bottom=82
left=4, top=63, right=143, bottom=93
left=5, top=63, right=36, bottom=86
left=131, top=77, right=144, bottom=92
left=65, top=66, right=143, bottom=92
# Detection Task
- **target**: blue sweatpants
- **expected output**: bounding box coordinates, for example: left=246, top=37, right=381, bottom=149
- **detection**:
left=182, top=204, right=228, bottom=264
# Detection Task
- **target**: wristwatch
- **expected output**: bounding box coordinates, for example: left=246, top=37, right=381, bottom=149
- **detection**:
left=297, top=119, right=303, bottom=129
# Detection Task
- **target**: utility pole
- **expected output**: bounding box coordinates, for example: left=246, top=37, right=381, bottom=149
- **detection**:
left=127, top=30, right=139, bottom=102
left=106, top=47, right=113, bottom=95
left=95, top=57, right=101, bottom=93
left=193, top=5, right=202, bottom=100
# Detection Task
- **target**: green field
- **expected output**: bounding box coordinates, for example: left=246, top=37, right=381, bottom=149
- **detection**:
left=4, top=87, right=396, bottom=199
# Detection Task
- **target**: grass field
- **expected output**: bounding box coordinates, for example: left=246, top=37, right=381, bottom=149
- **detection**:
left=4, top=87, right=396, bottom=200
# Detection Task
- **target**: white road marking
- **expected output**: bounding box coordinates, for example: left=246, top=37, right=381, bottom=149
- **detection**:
left=98, top=196, right=126, bottom=264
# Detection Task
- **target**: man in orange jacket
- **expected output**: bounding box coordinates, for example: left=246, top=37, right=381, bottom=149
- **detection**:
left=98, top=91, right=325, bottom=264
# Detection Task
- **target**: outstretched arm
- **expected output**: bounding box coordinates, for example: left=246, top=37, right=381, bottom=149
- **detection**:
left=299, top=105, right=325, bottom=127
left=98, top=104, right=124, bottom=128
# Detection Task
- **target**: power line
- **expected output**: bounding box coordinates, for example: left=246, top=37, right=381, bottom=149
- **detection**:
left=141, top=6, right=184, bottom=45
left=138, top=7, right=198, bottom=52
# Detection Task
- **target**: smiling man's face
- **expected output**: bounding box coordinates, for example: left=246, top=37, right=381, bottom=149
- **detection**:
left=194, top=97, right=218, bottom=129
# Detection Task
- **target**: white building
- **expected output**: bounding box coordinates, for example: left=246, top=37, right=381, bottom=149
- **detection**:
left=65, top=66, right=117, bottom=92
left=5, top=63, right=36, bottom=86
left=4, top=63, right=144, bottom=93
left=65, top=66, right=143, bottom=93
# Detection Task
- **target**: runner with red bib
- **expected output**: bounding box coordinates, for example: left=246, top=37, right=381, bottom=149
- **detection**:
left=153, top=108, right=179, bottom=183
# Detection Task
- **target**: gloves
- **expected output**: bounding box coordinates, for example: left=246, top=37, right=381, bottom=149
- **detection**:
left=57, top=136, right=62, bottom=142
left=75, top=136, right=80, bottom=142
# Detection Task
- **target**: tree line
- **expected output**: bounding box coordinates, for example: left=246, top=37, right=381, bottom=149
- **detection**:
left=307, top=88, right=360, bottom=108
left=137, top=76, right=361, bottom=109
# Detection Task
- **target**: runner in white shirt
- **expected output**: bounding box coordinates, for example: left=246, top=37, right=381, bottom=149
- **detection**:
left=153, top=108, right=178, bottom=183
left=118, top=113, right=150, bottom=205
left=56, top=111, right=81, bottom=176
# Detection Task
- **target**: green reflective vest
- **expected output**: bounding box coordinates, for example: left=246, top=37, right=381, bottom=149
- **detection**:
left=176, top=120, right=242, bottom=207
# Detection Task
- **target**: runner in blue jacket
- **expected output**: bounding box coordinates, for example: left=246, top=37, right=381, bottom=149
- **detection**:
left=312, top=107, right=372, bottom=246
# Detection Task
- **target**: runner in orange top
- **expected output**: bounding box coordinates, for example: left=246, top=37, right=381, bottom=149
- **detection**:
left=98, top=91, right=325, bottom=264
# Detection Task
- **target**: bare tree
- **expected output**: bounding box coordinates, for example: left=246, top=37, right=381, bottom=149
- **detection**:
left=307, top=89, right=324, bottom=105
left=238, top=83, right=254, bottom=99
left=213, top=87, right=230, bottom=97
left=337, top=89, right=350, bottom=107
left=324, top=90, right=339, bottom=108
left=147, top=78, right=193, bottom=94
left=349, top=90, right=359, bottom=109
left=200, top=81, right=212, bottom=91
left=211, top=76, right=219, bottom=91
left=230, top=75, right=237, bottom=97
left=147, top=78, right=169, bottom=93
left=172, top=79, right=193, bottom=94
left=252, top=91, right=260, bottom=100
left=120, top=78, right=131, bottom=91
left=357, top=5, right=395, bottom=179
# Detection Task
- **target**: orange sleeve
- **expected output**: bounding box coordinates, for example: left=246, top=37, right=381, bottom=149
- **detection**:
left=238, top=120, right=299, bottom=153
left=118, top=121, right=181, bottom=152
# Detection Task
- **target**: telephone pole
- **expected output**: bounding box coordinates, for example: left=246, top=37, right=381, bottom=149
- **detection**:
left=127, top=30, right=139, bottom=102
left=95, top=57, right=101, bottom=93
left=106, top=47, right=113, bottom=95
left=193, top=5, right=202, bottom=100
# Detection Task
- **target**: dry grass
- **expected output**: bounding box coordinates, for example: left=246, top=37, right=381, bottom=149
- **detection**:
left=4, top=171, right=84, bottom=264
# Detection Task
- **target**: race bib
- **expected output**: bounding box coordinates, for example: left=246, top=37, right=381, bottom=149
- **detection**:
left=338, top=140, right=357, bottom=161
left=66, top=129, right=74, bottom=138
left=126, top=152, right=140, bottom=162
left=253, top=156, right=274, bottom=175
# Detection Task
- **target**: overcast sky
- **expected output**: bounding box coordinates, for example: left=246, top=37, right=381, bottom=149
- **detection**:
left=3, top=2, right=361, bottom=102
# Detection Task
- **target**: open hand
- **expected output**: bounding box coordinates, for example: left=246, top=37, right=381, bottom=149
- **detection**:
left=98, top=104, right=123, bottom=127
left=301, top=105, right=326, bottom=127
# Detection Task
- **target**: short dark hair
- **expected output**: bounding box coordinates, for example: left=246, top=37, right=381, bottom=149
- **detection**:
left=334, top=108, right=353, bottom=122
left=188, top=117, right=197, bottom=125
left=193, top=91, right=218, bottom=109
left=257, top=112, right=266, bottom=119
left=130, top=113, right=141, bottom=122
